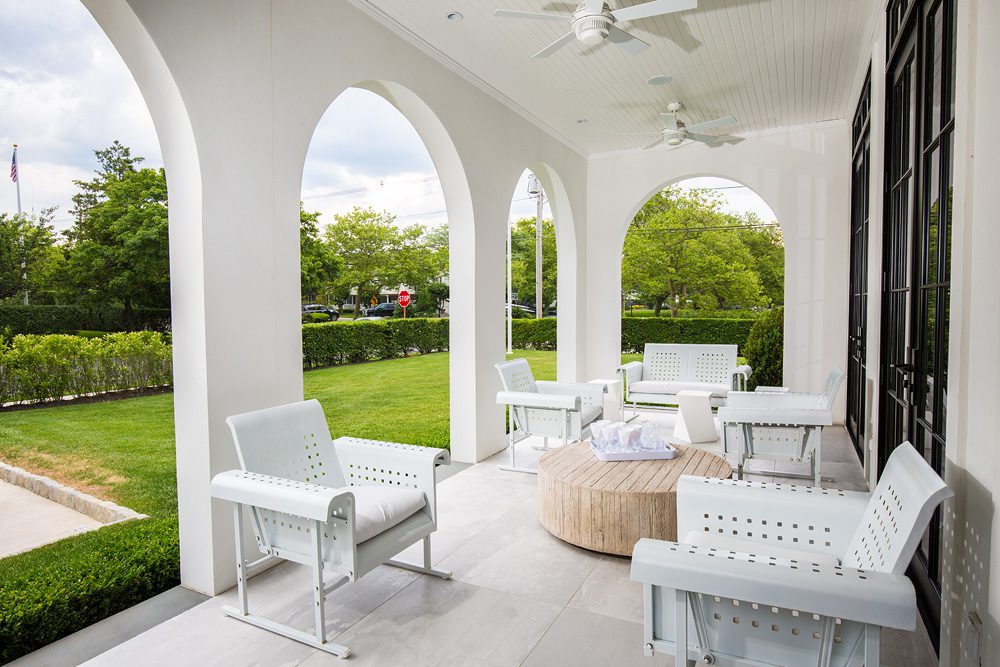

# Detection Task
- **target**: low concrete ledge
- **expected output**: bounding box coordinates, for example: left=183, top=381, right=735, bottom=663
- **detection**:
left=0, top=461, right=147, bottom=525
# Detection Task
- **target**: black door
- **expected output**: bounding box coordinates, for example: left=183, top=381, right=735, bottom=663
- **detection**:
left=879, top=0, right=955, bottom=647
left=847, top=71, right=871, bottom=459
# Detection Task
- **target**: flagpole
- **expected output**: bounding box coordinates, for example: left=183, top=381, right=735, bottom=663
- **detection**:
left=13, top=144, right=27, bottom=305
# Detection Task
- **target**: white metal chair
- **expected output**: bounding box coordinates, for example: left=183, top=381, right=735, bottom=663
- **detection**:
left=719, top=368, right=846, bottom=484
left=495, top=358, right=605, bottom=474
left=631, top=441, right=952, bottom=667
left=209, top=399, right=451, bottom=658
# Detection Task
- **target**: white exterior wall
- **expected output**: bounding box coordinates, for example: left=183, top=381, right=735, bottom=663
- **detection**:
left=585, top=123, right=852, bottom=423
left=84, top=0, right=590, bottom=595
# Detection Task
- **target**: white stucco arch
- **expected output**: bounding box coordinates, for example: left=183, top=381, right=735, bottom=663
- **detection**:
left=586, top=123, right=851, bottom=420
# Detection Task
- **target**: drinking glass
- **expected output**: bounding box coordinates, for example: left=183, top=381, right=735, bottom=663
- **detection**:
left=640, top=421, right=660, bottom=451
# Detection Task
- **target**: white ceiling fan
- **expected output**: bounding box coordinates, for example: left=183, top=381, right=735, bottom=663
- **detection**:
left=494, top=0, right=698, bottom=59
left=631, top=102, right=739, bottom=149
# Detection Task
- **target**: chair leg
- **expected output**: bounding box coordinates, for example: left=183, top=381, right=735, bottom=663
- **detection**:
left=675, top=589, right=692, bottom=667
left=386, top=536, right=452, bottom=579
left=220, top=513, right=351, bottom=658
left=864, top=624, right=880, bottom=666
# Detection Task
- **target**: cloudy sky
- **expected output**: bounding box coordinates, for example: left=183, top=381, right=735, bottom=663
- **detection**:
left=1, top=0, right=774, bottom=234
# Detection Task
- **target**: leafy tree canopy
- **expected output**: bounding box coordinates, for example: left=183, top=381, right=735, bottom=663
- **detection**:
left=511, top=217, right=557, bottom=315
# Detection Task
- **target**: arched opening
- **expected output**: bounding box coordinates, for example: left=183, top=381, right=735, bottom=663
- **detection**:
left=621, top=176, right=783, bottom=318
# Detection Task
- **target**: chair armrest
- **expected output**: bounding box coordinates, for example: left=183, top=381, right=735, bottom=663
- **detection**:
left=496, top=390, right=579, bottom=411
left=536, top=381, right=606, bottom=405
left=618, top=361, right=644, bottom=387
left=717, top=406, right=832, bottom=427
left=631, top=539, right=916, bottom=630
left=754, top=385, right=789, bottom=393
left=725, top=391, right=827, bottom=410
left=333, top=437, right=449, bottom=525
left=210, top=470, right=352, bottom=522
left=676, top=476, right=869, bottom=559
left=734, top=364, right=752, bottom=379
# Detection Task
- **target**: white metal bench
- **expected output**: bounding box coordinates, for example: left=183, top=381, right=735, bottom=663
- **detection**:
left=630, top=442, right=952, bottom=667
left=618, top=343, right=752, bottom=419
left=719, top=368, right=845, bottom=484
left=209, top=399, right=451, bottom=658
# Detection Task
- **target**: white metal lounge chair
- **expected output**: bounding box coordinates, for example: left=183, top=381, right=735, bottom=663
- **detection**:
left=631, top=441, right=952, bottom=667
left=209, top=399, right=451, bottom=658
left=495, top=358, right=605, bottom=474
left=719, top=368, right=846, bottom=484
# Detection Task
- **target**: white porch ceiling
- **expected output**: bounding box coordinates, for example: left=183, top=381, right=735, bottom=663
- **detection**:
left=350, top=0, right=879, bottom=155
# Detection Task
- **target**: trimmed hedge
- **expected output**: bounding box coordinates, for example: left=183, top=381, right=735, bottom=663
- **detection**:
left=0, top=332, right=172, bottom=405
left=302, top=318, right=449, bottom=368
left=511, top=318, right=557, bottom=350
left=0, top=305, right=171, bottom=336
left=621, top=317, right=755, bottom=353
left=0, top=516, right=179, bottom=663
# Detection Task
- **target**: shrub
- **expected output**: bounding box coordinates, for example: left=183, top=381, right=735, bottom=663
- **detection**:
left=511, top=318, right=557, bottom=350
left=621, top=318, right=756, bottom=353
left=0, top=305, right=171, bottom=335
left=743, top=307, right=783, bottom=389
left=302, top=318, right=449, bottom=368
left=0, top=331, right=172, bottom=405
left=0, top=516, right=180, bottom=663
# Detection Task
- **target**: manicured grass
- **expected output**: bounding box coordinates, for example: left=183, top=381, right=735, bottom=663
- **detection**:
left=0, top=349, right=566, bottom=661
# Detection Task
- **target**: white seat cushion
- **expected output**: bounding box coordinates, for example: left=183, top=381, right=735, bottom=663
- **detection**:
left=351, top=486, right=426, bottom=543
left=631, top=380, right=732, bottom=397
left=682, top=530, right=841, bottom=566
left=579, top=405, right=602, bottom=427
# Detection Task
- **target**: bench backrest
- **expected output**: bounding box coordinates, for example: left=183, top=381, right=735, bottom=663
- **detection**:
left=642, top=344, right=738, bottom=385
left=820, top=368, right=846, bottom=408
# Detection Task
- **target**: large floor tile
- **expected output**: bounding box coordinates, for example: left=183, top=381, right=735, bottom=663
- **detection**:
left=437, top=494, right=602, bottom=606
left=302, top=577, right=562, bottom=666
left=567, top=555, right=644, bottom=624
left=521, top=607, right=671, bottom=667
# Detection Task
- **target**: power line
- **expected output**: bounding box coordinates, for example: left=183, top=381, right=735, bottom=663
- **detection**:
left=302, top=174, right=439, bottom=202
left=628, top=222, right=780, bottom=234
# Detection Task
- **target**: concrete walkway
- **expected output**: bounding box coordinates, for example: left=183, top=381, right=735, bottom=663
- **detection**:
left=0, top=480, right=102, bottom=558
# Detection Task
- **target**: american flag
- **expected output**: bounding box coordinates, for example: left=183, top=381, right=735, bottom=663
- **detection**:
left=9, top=151, right=16, bottom=183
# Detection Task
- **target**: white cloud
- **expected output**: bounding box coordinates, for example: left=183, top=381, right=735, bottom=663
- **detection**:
left=676, top=176, right=778, bottom=223
left=0, top=0, right=162, bottom=231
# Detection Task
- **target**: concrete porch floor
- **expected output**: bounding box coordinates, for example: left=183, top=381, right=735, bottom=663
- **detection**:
left=81, top=415, right=937, bottom=666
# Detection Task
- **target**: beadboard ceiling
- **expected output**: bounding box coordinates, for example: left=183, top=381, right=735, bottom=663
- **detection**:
left=348, top=0, right=879, bottom=155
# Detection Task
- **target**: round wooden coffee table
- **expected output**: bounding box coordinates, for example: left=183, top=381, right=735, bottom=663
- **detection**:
left=537, top=441, right=732, bottom=556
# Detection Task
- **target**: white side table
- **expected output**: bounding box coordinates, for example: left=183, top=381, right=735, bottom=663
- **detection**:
left=672, top=390, right=717, bottom=444
left=588, top=377, right=623, bottom=422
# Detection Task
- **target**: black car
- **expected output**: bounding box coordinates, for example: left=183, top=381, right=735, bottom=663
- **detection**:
left=364, top=302, right=397, bottom=318
left=301, top=304, right=339, bottom=321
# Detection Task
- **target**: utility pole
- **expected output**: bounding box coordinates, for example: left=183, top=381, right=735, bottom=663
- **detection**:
left=12, top=144, right=27, bottom=305
left=528, top=174, right=544, bottom=319
left=506, top=213, right=512, bottom=354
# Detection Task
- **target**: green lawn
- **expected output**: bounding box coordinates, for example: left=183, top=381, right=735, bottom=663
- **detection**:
left=0, top=349, right=567, bottom=660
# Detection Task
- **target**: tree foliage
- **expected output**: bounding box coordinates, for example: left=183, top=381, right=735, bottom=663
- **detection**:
left=510, top=217, right=557, bottom=315
left=299, top=205, right=342, bottom=302
left=622, top=187, right=783, bottom=316
left=0, top=209, right=60, bottom=303
left=64, top=142, right=170, bottom=324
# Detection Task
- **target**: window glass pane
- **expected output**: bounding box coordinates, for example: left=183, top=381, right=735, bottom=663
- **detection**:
left=927, top=2, right=944, bottom=139
left=925, top=147, right=941, bottom=283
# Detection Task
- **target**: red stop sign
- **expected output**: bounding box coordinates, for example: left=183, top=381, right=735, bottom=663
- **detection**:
left=397, top=290, right=411, bottom=308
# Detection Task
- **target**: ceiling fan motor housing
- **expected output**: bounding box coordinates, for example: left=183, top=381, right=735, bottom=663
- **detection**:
left=573, top=5, right=613, bottom=45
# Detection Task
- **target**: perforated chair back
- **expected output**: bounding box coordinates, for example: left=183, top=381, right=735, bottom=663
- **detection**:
left=642, top=344, right=685, bottom=382
left=819, top=368, right=846, bottom=409
left=842, top=442, right=952, bottom=574
left=496, top=357, right=537, bottom=393
left=226, top=400, right=350, bottom=566
left=689, top=346, right=738, bottom=386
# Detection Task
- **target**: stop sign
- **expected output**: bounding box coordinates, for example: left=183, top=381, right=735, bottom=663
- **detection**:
left=397, top=290, right=411, bottom=308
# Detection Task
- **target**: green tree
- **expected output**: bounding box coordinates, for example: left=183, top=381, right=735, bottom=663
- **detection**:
left=621, top=187, right=772, bottom=317
left=510, top=217, right=557, bottom=315
left=734, top=212, right=784, bottom=306
left=0, top=209, right=58, bottom=302
left=299, top=205, right=341, bottom=302
left=324, top=207, right=406, bottom=320
left=65, top=144, right=169, bottom=325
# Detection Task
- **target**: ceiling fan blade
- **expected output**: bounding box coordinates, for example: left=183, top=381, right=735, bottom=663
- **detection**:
left=532, top=31, right=577, bottom=58
left=494, top=8, right=568, bottom=21
left=643, top=137, right=666, bottom=150
left=686, top=132, right=722, bottom=144
left=684, top=115, right=737, bottom=133
left=659, top=112, right=678, bottom=130
left=710, top=134, right=745, bottom=146
left=608, top=25, right=651, bottom=55
left=611, top=0, right=698, bottom=23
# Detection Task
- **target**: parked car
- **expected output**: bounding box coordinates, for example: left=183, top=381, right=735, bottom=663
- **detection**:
left=301, top=304, right=339, bottom=322
left=363, top=302, right=397, bottom=318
